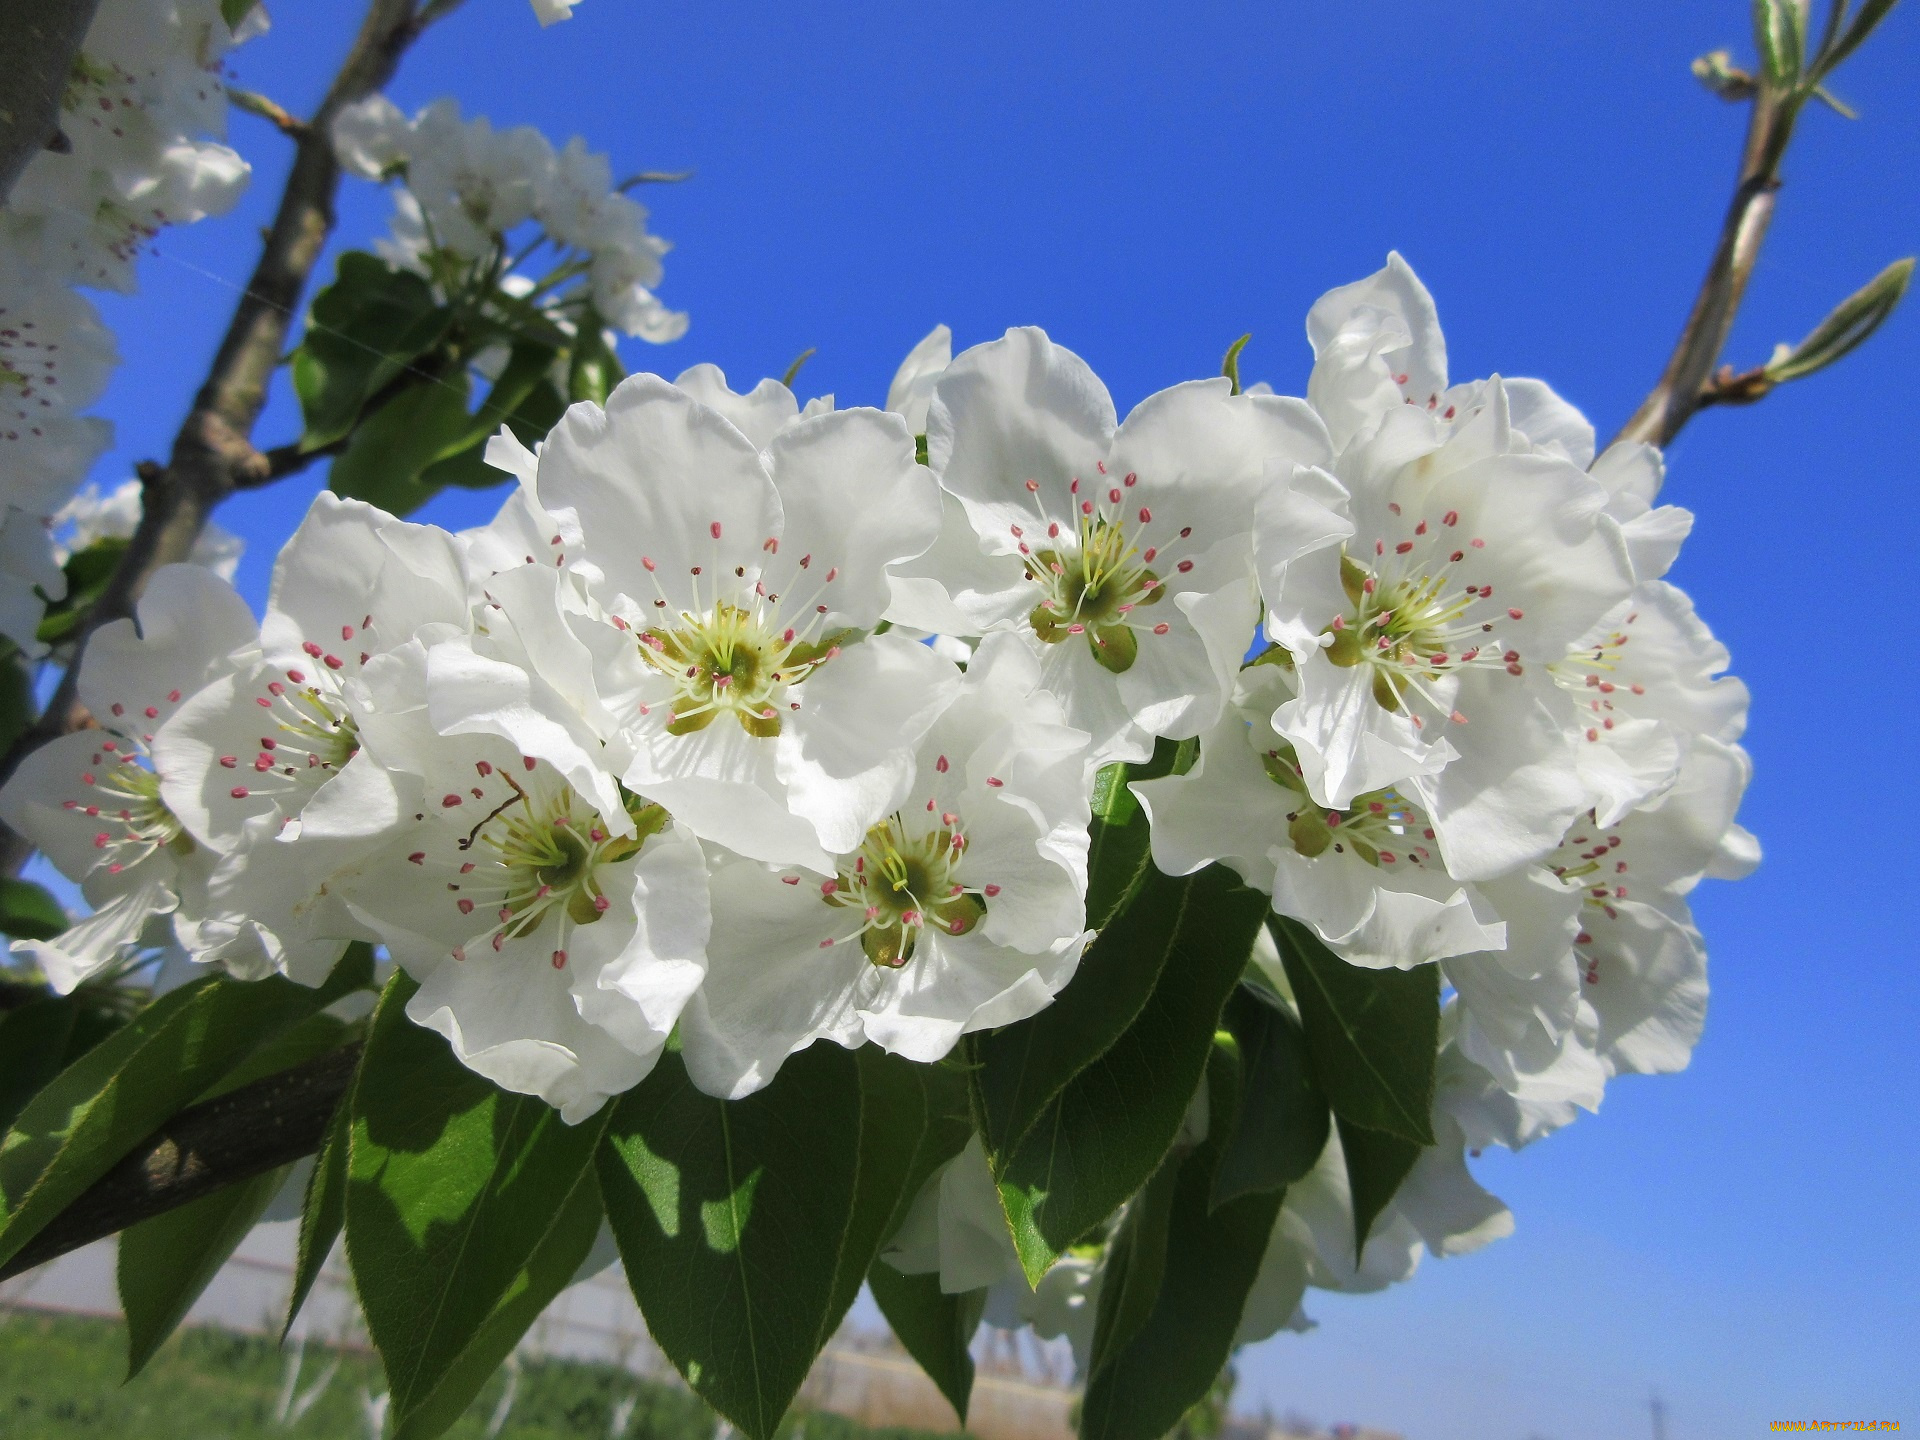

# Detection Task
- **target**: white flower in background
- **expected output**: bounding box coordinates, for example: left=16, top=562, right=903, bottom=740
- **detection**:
left=898, top=327, right=1331, bottom=765
left=886, top=324, right=951, bottom=437
left=2, top=0, right=256, bottom=293
left=403, top=100, right=553, bottom=260
left=0, top=565, right=256, bottom=991
left=524, top=372, right=953, bottom=870
left=0, top=509, right=67, bottom=657
left=882, top=1134, right=1104, bottom=1373
left=1256, top=382, right=1634, bottom=879
left=345, top=725, right=709, bottom=1124
left=681, top=633, right=1091, bottom=1098
left=331, top=94, right=413, bottom=182
left=54, top=478, right=242, bottom=579
left=1236, top=1045, right=1513, bottom=1346
left=531, top=0, right=584, bottom=25
left=0, top=266, right=117, bottom=516
left=1135, top=664, right=1502, bottom=971
left=333, top=97, right=685, bottom=342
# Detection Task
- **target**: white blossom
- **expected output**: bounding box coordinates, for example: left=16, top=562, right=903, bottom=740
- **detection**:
left=343, top=725, right=709, bottom=1124
left=54, top=478, right=242, bottom=579
left=680, top=633, right=1092, bottom=1098
left=885, top=324, right=951, bottom=437
left=898, top=326, right=1331, bottom=765
left=509, top=372, right=953, bottom=870
left=0, top=566, right=257, bottom=989
left=1256, top=380, right=1634, bottom=880
left=1135, top=664, right=1503, bottom=971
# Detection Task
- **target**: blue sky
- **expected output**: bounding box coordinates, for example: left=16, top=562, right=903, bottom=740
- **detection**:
left=78, top=3, right=1919, bottom=1437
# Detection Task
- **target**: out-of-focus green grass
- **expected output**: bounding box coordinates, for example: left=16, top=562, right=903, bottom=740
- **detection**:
left=0, top=1311, right=950, bottom=1440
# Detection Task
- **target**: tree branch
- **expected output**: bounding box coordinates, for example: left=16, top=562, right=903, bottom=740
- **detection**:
left=1611, top=78, right=1802, bottom=451
left=0, top=1043, right=360, bottom=1282
left=0, top=0, right=104, bottom=206
left=0, top=0, right=462, bottom=865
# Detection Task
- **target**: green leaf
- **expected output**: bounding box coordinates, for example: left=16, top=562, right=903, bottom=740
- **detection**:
left=1086, top=736, right=1194, bottom=932
left=567, top=312, right=624, bottom=406
left=284, top=1097, right=349, bottom=1340
left=220, top=0, right=261, bottom=31
left=1753, top=0, right=1807, bottom=83
left=1816, top=0, right=1899, bottom=76
left=867, top=1266, right=985, bottom=1424
left=345, top=974, right=609, bottom=1440
left=1086, top=1145, right=1180, bottom=1365
left=0, top=997, right=79, bottom=1134
left=1764, top=257, right=1913, bottom=383
left=1335, top=1115, right=1421, bottom=1260
left=0, top=963, right=361, bottom=1273
left=1270, top=916, right=1438, bottom=1146
left=328, top=373, right=475, bottom=517
left=0, top=877, right=67, bottom=941
left=830, top=1048, right=972, bottom=1327
left=1210, top=984, right=1329, bottom=1210
left=418, top=343, right=568, bottom=491
left=992, top=866, right=1270, bottom=1284
left=35, top=537, right=130, bottom=646
left=601, top=1041, right=937, bottom=1440
left=118, top=1162, right=287, bottom=1378
left=293, top=253, right=452, bottom=451
left=1079, top=1044, right=1286, bottom=1440
left=970, top=838, right=1194, bottom=1168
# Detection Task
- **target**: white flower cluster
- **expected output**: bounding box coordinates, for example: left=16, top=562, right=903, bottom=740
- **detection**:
left=1, top=257, right=1753, bottom=1338
left=331, top=94, right=685, bottom=343
left=0, top=0, right=259, bottom=653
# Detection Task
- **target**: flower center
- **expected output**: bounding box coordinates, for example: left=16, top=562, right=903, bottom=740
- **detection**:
left=638, top=602, right=850, bottom=739
left=1322, top=514, right=1518, bottom=725
left=425, top=762, right=668, bottom=967
left=1549, top=611, right=1650, bottom=745
left=65, top=742, right=190, bottom=876
left=1261, top=740, right=1436, bottom=869
left=820, top=812, right=988, bottom=968
left=1547, top=815, right=1632, bottom=984
left=219, top=664, right=362, bottom=804
left=1008, top=466, right=1198, bottom=674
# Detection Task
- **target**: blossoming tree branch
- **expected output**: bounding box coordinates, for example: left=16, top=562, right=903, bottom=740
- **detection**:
left=0, top=2, right=1906, bottom=1437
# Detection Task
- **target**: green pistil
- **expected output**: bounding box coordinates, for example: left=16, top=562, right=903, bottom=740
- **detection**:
left=825, top=817, right=987, bottom=969
left=642, top=603, right=855, bottom=739
left=1024, top=515, right=1165, bottom=675
left=1261, top=743, right=1417, bottom=869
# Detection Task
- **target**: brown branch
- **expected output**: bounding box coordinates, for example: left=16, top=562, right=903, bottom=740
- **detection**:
left=1611, top=78, right=1804, bottom=451
left=0, top=0, right=464, bottom=868
left=0, top=0, right=104, bottom=206
left=0, top=1042, right=360, bottom=1281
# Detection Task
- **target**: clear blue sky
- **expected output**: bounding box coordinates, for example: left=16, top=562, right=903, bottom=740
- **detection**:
left=81, top=3, right=1919, bottom=1437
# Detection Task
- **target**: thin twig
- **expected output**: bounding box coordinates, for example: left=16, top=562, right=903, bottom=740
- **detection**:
left=249, top=438, right=348, bottom=486
left=229, top=86, right=310, bottom=139
left=1611, top=78, right=1802, bottom=450
left=0, top=0, right=462, bottom=868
